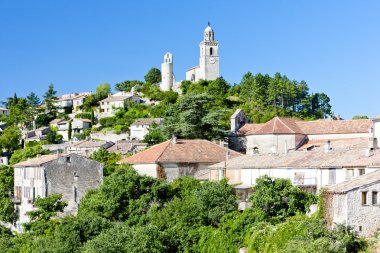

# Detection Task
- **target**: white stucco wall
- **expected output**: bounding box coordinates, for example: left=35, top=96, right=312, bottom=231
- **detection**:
left=130, top=125, right=149, bottom=140
left=133, top=164, right=158, bottom=178
left=245, top=134, right=298, bottom=155
left=307, top=133, right=369, bottom=141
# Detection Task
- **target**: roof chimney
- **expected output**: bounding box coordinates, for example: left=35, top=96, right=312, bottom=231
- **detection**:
left=171, top=135, right=177, bottom=144
left=324, top=140, right=331, bottom=153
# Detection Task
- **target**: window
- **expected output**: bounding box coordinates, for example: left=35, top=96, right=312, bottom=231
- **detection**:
left=73, top=186, right=78, bottom=203
left=359, top=169, right=365, bottom=176
left=346, top=169, right=354, bottom=179
left=66, top=156, right=71, bottom=163
left=210, top=47, right=213, bottom=55
left=373, top=191, right=378, bottom=205
left=328, top=168, right=336, bottom=184
left=362, top=192, right=368, bottom=205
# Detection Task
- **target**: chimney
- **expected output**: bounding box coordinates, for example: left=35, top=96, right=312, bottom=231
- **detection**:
left=171, top=135, right=177, bottom=144
left=324, top=140, right=331, bottom=153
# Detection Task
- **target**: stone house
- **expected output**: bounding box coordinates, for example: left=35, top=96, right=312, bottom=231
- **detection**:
left=210, top=137, right=380, bottom=193
left=53, top=92, right=92, bottom=113
left=229, top=109, right=373, bottom=155
left=107, top=140, right=147, bottom=155
left=130, top=118, right=164, bottom=140
left=99, top=92, right=141, bottom=116
left=55, top=119, right=91, bottom=141
left=323, top=170, right=380, bottom=237
left=13, top=153, right=103, bottom=232
left=65, top=140, right=114, bottom=156
left=23, top=126, right=51, bottom=143
left=118, top=138, right=241, bottom=182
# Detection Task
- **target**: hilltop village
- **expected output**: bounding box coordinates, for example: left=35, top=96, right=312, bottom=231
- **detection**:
left=0, top=24, right=378, bottom=252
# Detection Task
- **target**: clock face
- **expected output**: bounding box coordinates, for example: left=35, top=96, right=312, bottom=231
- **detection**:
left=209, top=57, right=216, bottom=64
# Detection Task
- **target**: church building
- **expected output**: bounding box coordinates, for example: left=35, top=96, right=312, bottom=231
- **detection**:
left=186, top=22, right=220, bottom=82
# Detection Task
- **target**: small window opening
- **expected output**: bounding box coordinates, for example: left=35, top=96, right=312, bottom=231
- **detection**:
left=66, top=156, right=71, bottom=163
left=359, top=226, right=362, bottom=231
left=210, top=47, right=213, bottom=55
left=73, top=171, right=78, bottom=177
left=362, top=192, right=367, bottom=205
left=359, top=169, right=365, bottom=176
left=373, top=191, right=378, bottom=205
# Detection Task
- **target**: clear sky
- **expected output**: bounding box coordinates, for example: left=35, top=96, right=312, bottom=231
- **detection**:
left=1, top=1, right=379, bottom=119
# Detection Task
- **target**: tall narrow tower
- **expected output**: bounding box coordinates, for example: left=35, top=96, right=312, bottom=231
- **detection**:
left=160, top=52, right=174, bottom=91
left=199, top=22, right=219, bottom=80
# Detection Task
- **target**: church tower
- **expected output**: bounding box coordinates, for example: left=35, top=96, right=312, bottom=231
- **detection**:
left=161, top=52, right=175, bottom=91
left=199, top=22, right=219, bottom=81
left=186, top=23, right=220, bottom=82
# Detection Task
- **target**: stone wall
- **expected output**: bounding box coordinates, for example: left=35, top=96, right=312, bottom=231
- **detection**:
left=44, top=154, right=103, bottom=215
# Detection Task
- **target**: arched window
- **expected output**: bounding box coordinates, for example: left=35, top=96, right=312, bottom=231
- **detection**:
left=210, top=47, right=213, bottom=55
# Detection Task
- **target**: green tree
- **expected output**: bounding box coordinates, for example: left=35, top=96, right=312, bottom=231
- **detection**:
left=24, top=193, right=67, bottom=235
left=9, top=145, right=49, bottom=165
left=78, top=166, right=172, bottom=224
left=43, top=83, right=58, bottom=121
left=0, top=165, right=14, bottom=223
left=68, top=121, right=72, bottom=140
left=164, top=93, right=226, bottom=140
left=0, top=126, right=21, bottom=151
left=249, top=176, right=315, bottom=220
left=143, top=122, right=166, bottom=145
left=96, top=83, right=112, bottom=98
left=144, top=68, right=161, bottom=84
left=91, top=109, right=95, bottom=126
left=90, top=148, right=121, bottom=176
left=26, top=92, right=41, bottom=108
left=352, top=115, right=368, bottom=119
left=115, top=80, right=144, bottom=92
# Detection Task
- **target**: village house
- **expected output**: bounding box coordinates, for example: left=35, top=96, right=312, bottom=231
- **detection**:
left=323, top=170, right=380, bottom=237
left=0, top=107, right=9, bottom=116
left=107, top=139, right=148, bottom=155
left=118, top=138, right=241, bottom=182
left=99, top=92, right=141, bottom=116
left=65, top=139, right=114, bottom=156
left=53, top=92, right=92, bottom=113
left=130, top=118, right=164, bottom=140
left=13, top=153, right=103, bottom=232
left=210, top=110, right=380, bottom=193
left=23, top=126, right=51, bottom=143
left=55, top=118, right=91, bottom=141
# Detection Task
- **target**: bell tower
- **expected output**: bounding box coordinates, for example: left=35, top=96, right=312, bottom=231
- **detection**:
left=199, top=22, right=219, bottom=80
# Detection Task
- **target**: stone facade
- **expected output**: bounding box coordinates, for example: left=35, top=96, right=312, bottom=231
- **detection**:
left=324, top=170, right=380, bottom=237
left=186, top=23, right=219, bottom=82
left=14, top=154, right=103, bottom=231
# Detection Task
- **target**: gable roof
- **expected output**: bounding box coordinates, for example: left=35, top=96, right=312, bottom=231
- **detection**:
left=14, top=154, right=63, bottom=167
left=236, top=118, right=372, bottom=136
left=100, top=95, right=135, bottom=103
left=255, top=117, right=304, bottom=134
left=131, top=118, right=163, bottom=126
left=119, top=139, right=242, bottom=165
left=327, top=170, right=380, bottom=194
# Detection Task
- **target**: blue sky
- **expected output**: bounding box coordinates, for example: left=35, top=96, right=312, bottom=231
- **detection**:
left=0, top=1, right=379, bottom=119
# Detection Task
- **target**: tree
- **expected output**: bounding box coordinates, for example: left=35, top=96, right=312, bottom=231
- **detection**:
left=144, top=68, right=161, bottom=84
left=24, top=193, right=67, bottom=235
left=0, top=126, right=21, bottom=151
left=115, top=80, right=144, bottom=92
left=90, top=109, right=95, bottom=126
left=143, top=122, right=166, bottom=145
left=68, top=121, right=72, bottom=140
left=90, top=148, right=121, bottom=176
left=0, top=165, right=14, bottom=223
left=9, top=145, right=49, bottom=165
left=96, top=83, right=112, bottom=98
left=78, top=166, right=172, bottom=224
left=43, top=84, right=58, bottom=120
left=164, top=93, right=226, bottom=140
left=26, top=92, right=41, bottom=108
left=352, top=115, right=368, bottom=119
left=249, top=176, right=315, bottom=220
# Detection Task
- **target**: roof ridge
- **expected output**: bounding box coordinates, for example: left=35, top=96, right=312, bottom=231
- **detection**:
left=155, top=140, right=172, bottom=163
left=278, top=117, right=296, bottom=133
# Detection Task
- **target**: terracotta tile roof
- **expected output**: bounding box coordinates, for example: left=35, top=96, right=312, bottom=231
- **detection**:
left=210, top=140, right=380, bottom=170
left=255, top=117, right=304, bottom=134
left=296, top=119, right=372, bottom=135
left=327, top=170, right=380, bottom=193
left=131, top=118, right=163, bottom=126
left=236, top=118, right=372, bottom=136
left=236, top=124, right=264, bottom=135
left=119, top=139, right=242, bottom=165
left=14, top=154, right=62, bottom=167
